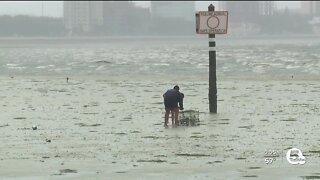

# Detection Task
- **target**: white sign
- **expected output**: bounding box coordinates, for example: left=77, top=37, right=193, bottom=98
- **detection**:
left=196, top=11, right=228, bottom=34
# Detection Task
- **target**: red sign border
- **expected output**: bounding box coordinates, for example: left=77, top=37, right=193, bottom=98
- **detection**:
left=197, top=11, right=229, bottom=34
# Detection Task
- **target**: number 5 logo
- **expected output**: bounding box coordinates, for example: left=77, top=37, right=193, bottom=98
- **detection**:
left=286, top=148, right=306, bottom=165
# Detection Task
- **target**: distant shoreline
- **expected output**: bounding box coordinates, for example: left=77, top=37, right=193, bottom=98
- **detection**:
left=0, top=34, right=320, bottom=41
left=0, top=34, right=319, bottom=48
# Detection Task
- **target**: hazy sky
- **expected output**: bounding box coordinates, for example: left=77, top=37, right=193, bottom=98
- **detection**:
left=0, top=1, right=301, bottom=17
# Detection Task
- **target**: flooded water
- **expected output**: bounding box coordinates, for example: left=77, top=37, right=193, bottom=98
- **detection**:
left=0, top=37, right=319, bottom=179
left=1, top=36, right=320, bottom=79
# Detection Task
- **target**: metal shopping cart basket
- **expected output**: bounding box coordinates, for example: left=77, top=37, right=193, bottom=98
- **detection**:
left=179, top=110, right=200, bottom=126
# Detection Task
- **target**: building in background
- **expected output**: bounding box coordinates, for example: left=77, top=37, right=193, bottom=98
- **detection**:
left=63, top=1, right=103, bottom=34
left=64, top=1, right=150, bottom=35
left=219, top=1, right=274, bottom=22
left=301, top=1, right=312, bottom=15
left=150, top=1, right=195, bottom=22
left=259, top=1, right=274, bottom=16
left=301, top=1, right=320, bottom=16
left=218, top=1, right=274, bottom=36
left=219, top=1, right=258, bottom=22
left=302, top=1, right=320, bottom=34
left=102, top=1, right=150, bottom=35
left=149, top=1, right=195, bottom=35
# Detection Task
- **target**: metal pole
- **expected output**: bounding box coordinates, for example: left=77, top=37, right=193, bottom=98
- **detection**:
left=208, top=4, right=217, bottom=113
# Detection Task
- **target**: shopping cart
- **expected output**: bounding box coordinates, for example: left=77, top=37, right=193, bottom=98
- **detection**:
left=179, top=110, right=200, bottom=126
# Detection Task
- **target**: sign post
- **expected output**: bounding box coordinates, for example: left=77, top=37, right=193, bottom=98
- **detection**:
left=196, top=4, right=228, bottom=113
left=208, top=4, right=216, bottom=113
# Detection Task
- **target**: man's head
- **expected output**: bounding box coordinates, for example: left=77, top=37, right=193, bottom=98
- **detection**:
left=174, top=85, right=180, bottom=91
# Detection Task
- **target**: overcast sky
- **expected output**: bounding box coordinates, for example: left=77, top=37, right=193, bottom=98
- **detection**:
left=0, top=1, right=301, bottom=17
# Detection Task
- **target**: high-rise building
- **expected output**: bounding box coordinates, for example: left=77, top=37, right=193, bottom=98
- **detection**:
left=150, top=2, right=195, bottom=22
left=219, top=1, right=274, bottom=22
left=218, top=1, right=275, bottom=36
left=103, top=1, right=133, bottom=32
left=63, top=1, right=103, bottom=34
left=301, top=1, right=312, bottom=15
left=301, top=1, right=320, bottom=16
left=259, top=1, right=274, bottom=16
left=102, top=1, right=151, bottom=35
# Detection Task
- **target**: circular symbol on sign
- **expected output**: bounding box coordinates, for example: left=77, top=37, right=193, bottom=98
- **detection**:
left=206, top=16, right=220, bottom=29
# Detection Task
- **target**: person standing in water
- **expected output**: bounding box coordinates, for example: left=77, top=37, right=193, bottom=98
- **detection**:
left=163, top=85, right=184, bottom=127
